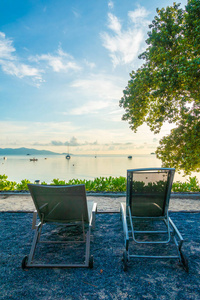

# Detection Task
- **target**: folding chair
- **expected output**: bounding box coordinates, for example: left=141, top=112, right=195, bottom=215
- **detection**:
left=120, top=168, right=188, bottom=271
left=22, top=184, right=97, bottom=269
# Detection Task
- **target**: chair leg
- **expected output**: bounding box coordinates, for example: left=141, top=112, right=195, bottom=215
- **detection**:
left=85, top=226, right=91, bottom=267
left=89, top=203, right=97, bottom=229
left=23, top=221, right=94, bottom=269
left=32, top=210, right=37, bottom=229
left=120, top=203, right=130, bottom=270
left=27, top=225, right=41, bottom=266
left=122, top=250, right=128, bottom=271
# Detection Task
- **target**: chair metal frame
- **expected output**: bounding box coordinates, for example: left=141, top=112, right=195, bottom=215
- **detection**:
left=120, top=168, right=188, bottom=271
left=22, top=184, right=97, bottom=269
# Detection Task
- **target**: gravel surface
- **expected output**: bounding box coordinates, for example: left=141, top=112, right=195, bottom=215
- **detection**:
left=0, top=194, right=199, bottom=212
left=0, top=212, right=200, bottom=299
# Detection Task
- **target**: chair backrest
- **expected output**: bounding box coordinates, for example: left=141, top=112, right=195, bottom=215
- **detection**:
left=28, top=184, right=89, bottom=223
left=126, top=168, right=175, bottom=217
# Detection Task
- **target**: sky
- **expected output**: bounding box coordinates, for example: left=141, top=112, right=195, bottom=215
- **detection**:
left=0, top=0, right=187, bottom=155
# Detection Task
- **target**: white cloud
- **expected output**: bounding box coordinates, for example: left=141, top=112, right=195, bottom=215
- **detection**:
left=70, top=100, right=111, bottom=115
left=108, top=108, right=125, bottom=122
left=107, top=13, right=121, bottom=33
left=0, top=121, right=78, bottom=144
left=31, top=48, right=81, bottom=72
left=69, top=75, right=124, bottom=115
left=50, top=137, right=98, bottom=147
left=83, top=59, right=96, bottom=69
left=51, top=136, right=79, bottom=146
left=0, top=33, right=80, bottom=85
left=71, top=75, right=123, bottom=100
left=128, top=7, right=149, bottom=24
left=72, top=9, right=81, bottom=18
left=0, top=119, right=176, bottom=155
left=108, top=1, right=114, bottom=9
left=0, top=60, right=43, bottom=81
left=0, top=32, right=15, bottom=60
left=101, top=7, right=150, bottom=67
left=0, top=32, right=43, bottom=85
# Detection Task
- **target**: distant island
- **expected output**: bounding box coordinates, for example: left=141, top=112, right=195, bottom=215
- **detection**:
left=0, top=147, right=66, bottom=156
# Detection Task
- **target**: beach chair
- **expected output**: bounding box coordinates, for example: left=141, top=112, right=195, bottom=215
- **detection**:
left=120, top=168, right=188, bottom=271
left=22, top=184, right=97, bottom=269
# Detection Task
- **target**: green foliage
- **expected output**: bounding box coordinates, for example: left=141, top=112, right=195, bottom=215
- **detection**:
left=51, top=178, right=67, bottom=185
left=51, top=176, right=127, bottom=192
left=0, top=174, right=16, bottom=191
left=132, top=180, right=167, bottom=193
left=0, top=174, right=199, bottom=193
left=89, top=176, right=127, bottom=192
left=16, top=179, right=32, bottom=191
left=41, top=181, right=47, bottom=185
left=172, top=176, right=200, bottom=192
left=156, top=117, right=200, bottom=174
left=0, top=175, right=127, bottom=192
left=120, top=0, right=200, bottom=174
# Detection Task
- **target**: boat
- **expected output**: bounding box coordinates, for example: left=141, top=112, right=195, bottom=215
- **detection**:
left=128, top=156, right=132, bottom=159
left=65, top=145, right=71, bottom=159
left=30, top=158, right=38, bottom=161
left=3, top=157, right=7, bottom=160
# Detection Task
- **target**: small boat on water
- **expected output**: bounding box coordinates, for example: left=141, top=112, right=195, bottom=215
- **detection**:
left=66, top=154, right=71, bottom=159
left=30, top=158, right=38, bottom=162
left=128, top=156, right=132, bottom=159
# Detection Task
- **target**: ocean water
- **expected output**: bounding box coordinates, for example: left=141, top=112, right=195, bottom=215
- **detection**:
left=0, top=154, right=199, bottom=184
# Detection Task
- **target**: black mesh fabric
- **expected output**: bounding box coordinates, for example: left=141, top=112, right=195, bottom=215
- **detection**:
left=128, top=170, right=171, bottom=217
left=28, top=184, right=89, bottom=223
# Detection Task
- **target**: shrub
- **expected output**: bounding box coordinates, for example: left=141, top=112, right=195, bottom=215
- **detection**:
left=0, top=174, right=199, bottom=192
left=0, top=174, right=16, bottom=191
left=172, top=176, right=200, bottom=192
left=16, top=179, right=32, bottom=191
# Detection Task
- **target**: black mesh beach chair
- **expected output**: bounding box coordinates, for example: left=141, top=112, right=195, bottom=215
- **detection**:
left=120, top=168, right=188, bottom=271
left=22, top=184, right=97, bottom=269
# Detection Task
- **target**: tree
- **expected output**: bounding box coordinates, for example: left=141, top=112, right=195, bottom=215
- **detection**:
left=119, top=0, right=200, bottom=174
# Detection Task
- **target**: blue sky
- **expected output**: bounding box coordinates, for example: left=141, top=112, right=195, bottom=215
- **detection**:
left=0, top=0, right=187, bottom=154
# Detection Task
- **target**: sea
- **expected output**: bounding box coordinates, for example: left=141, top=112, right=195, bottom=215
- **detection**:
left=0, top=154, right=199, bottom=184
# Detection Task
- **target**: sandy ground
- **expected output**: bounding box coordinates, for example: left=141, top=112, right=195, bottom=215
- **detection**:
left=0, top=193, right=199, bottom=212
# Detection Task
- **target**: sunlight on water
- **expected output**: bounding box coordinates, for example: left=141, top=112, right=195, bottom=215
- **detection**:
left=0, top=155, right=199, bottom=184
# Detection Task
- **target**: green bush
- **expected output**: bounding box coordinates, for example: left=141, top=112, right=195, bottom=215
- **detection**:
left=0, top=174, right=16, bottom=191
left=51, top=178, right=67, bottom=185
left=172, top=176, right=200, bottom=192
left=0, top=174, right=199, bottom=192
left=16, top=179, right=32, bottom=191
left=132, top=180, right=168, bottom=193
